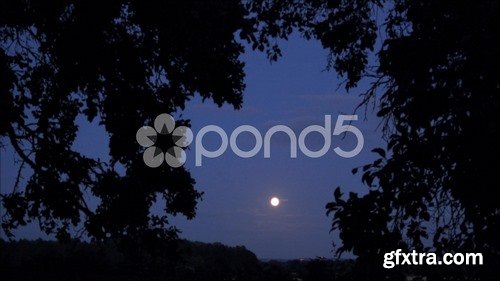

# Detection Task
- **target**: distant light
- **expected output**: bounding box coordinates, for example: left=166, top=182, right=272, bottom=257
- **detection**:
left=270, top=197, right=280, bottom=207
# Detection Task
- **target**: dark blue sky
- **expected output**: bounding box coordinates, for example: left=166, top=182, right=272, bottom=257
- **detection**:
left=1, top=33, right=384, bottom=259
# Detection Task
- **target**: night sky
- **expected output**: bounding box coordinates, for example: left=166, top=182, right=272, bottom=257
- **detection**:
left=1, top=33, right=384, bottom=259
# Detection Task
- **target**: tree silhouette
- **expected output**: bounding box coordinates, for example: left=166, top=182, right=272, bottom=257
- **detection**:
left=0, top=1, right=282, bottom=254
left=248, top=0, right=500, bottom=279
left=3, top=1, right=500, bottom=279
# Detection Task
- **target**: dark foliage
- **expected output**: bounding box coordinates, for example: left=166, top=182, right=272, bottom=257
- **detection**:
left=0, top=239, right=353, bottom=281
left=2, top=0, right=499, bottom=279
left=0, top=0, right=284, bottom=256
left=247, top=0, right=500, bottom=279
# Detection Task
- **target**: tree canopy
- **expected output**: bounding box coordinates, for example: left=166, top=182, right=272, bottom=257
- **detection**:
left=0, top=0, right=283, bottom=252
left=248, top=0, right=500, bottom=279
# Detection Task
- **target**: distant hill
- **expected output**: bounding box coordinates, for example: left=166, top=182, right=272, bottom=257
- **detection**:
left=0, top=239, right=353, bottom=281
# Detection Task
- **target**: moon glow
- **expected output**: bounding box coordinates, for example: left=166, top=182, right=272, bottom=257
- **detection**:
left=270, top=197, right=280, bottom=207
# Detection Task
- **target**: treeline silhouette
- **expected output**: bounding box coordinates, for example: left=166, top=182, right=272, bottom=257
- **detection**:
left=0, top=239, right=354, bottom=281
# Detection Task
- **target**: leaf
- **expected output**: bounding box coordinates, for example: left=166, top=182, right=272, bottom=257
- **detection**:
left=371, top=148, right=386, bottom=158
left=334, top=186, right=342, bottom=200
left=377, top=107, right=391, bottom=117
left=420, top=211, right=430, bottom=221
left=362, top=164, right=371, bottom=172
left=361, top=172, right=373, bottom=187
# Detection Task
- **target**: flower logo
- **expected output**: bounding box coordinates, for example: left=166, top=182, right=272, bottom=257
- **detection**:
left=136, top=113, right=193, bottom=168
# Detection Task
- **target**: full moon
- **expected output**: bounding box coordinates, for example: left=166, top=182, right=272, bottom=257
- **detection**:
left=270, top=197, right=280, bottom=207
